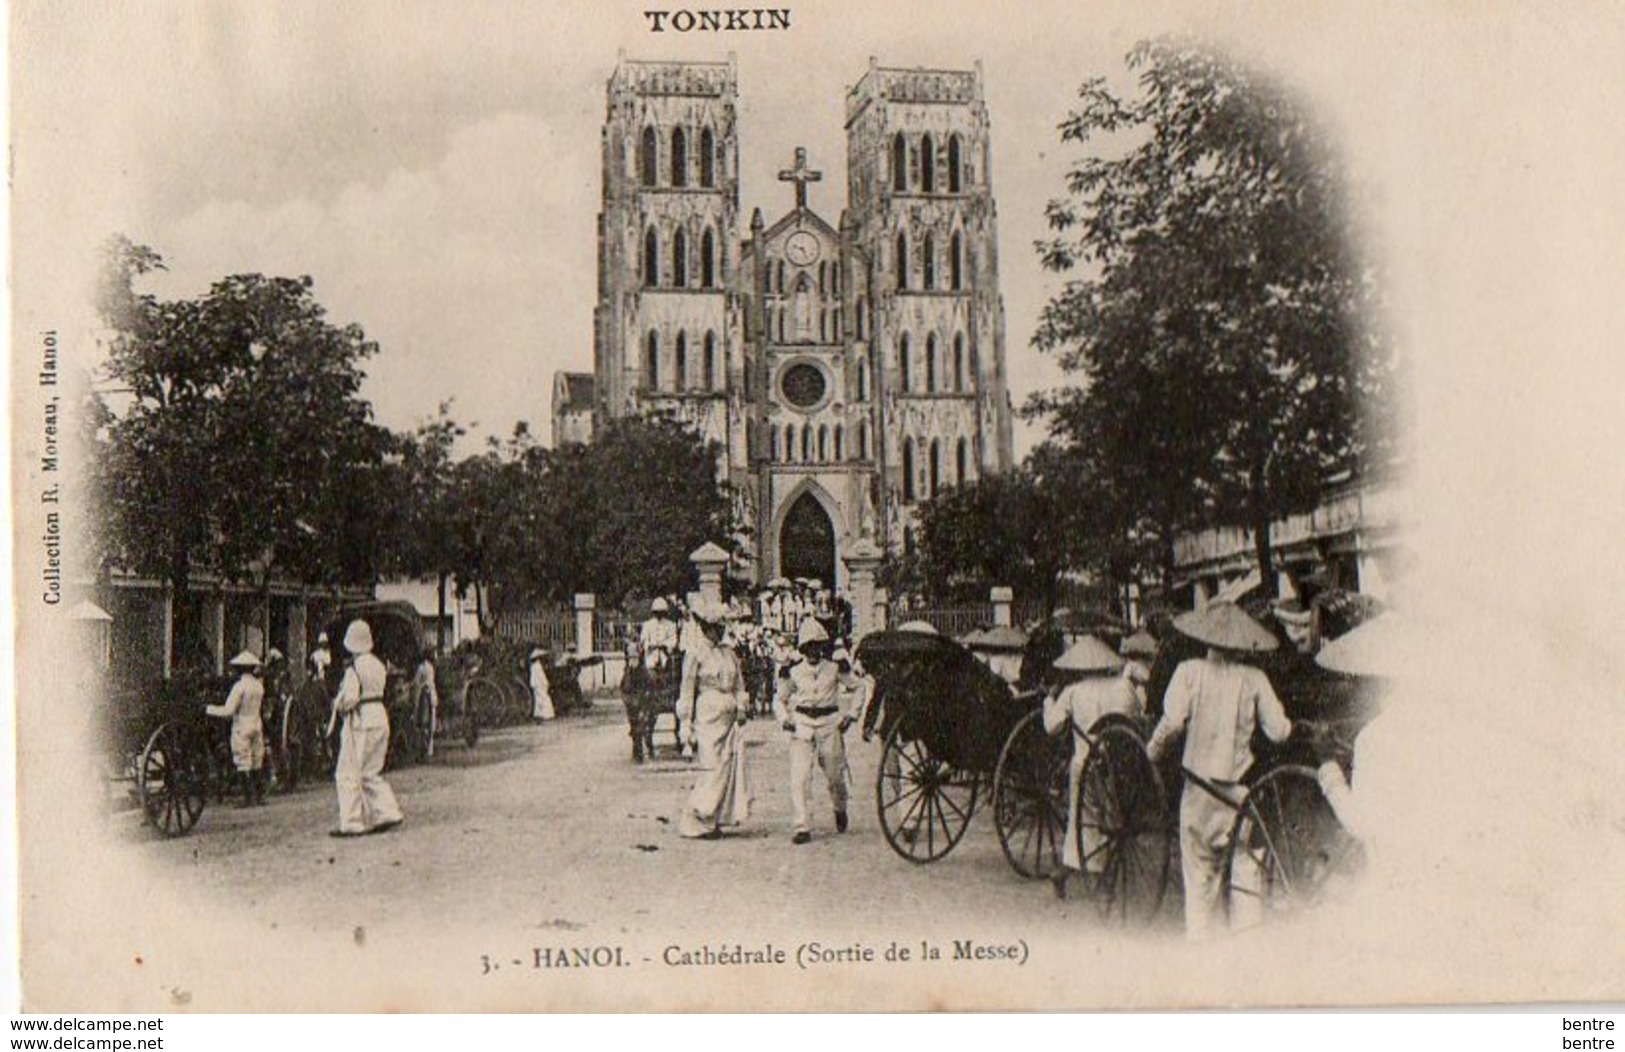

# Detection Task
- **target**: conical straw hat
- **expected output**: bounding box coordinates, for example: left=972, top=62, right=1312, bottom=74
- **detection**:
left=1120, top=629, right=1158, bottom=659
left=1315, top=612, right=1404, bottom=678
left=1173, top=601, right=1279, bottom=653
left=1053, top=634, right=1124, bottom=673
left=972, top=625, right=1028, bottom=652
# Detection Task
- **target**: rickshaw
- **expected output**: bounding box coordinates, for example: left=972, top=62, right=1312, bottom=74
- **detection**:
left=854, top=627, right=1067, bottom=874
left=99, top=672, right=241, bottom=837
left=1065, top=600, right=1376, bottom=928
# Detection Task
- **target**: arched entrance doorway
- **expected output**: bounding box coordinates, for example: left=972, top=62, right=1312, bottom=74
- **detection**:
left=779, top=492, right=836, bottom=588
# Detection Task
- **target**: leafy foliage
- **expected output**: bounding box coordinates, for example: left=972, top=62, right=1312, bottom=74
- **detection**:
left=1030, top=40, right=1397, bottom=593
left=93, top=238, right=389, bottom=598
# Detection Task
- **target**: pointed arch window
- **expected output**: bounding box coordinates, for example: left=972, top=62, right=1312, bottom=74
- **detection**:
left=699, top=127, right=716, bottom=188
left=703, top=331, right=717, bottom=391
left=671, top=127, right=688, bottom=187
left=899, top=333, right=912, bottom=393
left=856, top=358, right=868, bottom=402
left=817, top=425, right=828, bottom=462
left=672, top=228, right=688, bottom=288
left=923, top=233, right=936, bottom=290
left=920, top=133, right=935, bottom=193
left=645, top=331, right=660, bottom=391
left=801, top=426, right=811, bottom=462
left=953, top=333, right=965, bottom=391
left=700, top=229, right=716, bottom=288
left=948, top=134, right=963, bottom=193
left=956, top=437, right=968, bottom=485
left=834, top=425, right=844, bottom=461
left=644, top=227, right=659, bottom=288
left=858, top=421, right=870, bottom=460
left=856, top=296, right=867, bottom=340
left=895, top=233, right=908, bottom=291
left=902, top=439, right=916, bottom=504
left=674, top=332, right=688, bottom=391
left=929, top=439, right=941, bottom=497
left=926, top=334, right=938, bottom=393
left=785, top=424, right=796, bottom=463
left=950, top=231, right=963, bottom=290
left=639, top=126, right=658, bottom=187
left=776, top=261, right=787, bottom=294
left=892, top=132, right=908, bottom=192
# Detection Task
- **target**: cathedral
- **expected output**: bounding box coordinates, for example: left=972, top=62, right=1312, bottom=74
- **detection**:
left=556, top=54, right=1015, bottom=592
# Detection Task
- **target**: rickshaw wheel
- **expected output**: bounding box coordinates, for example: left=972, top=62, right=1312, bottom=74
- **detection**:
left=992, top=709, right=1068, bottom=879
left=278, top=693, right=318, bottom=792
left=386, top=704, right=426, bottom=771
left=465, top=677, right=507, bottom=732
left=1222, top=764, right=1363, bottom=926
left=875, top=720, right=979, bottom=864
left=1078, top=718, right=1170, bottom=927
left=460, top=689, right=482, bottom=749
left=137, top=720, right=207, bottom=837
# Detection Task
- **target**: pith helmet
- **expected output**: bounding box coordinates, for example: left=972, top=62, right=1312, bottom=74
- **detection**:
left=343, top=619, right=374, bottom=656
left=228, top=650, right=262, bottom=669
left=1053, top=635, right=1123, bottom=674
left=797, top=619, right=830, bottom=646
left=651, top=597, right=670, bottom=614
left=1173, top=601, right=1278, bottom=653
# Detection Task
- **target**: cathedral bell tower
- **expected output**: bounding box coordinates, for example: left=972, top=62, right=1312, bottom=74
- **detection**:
left=843, top=59, right=1015, bottom=553
left=593, top=54, right=746, bottom=473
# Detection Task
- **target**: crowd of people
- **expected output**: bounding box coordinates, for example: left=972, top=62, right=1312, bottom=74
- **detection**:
left=628, top=582, right=872, bottom=846
left=199, top=575, right=1389, bottom=943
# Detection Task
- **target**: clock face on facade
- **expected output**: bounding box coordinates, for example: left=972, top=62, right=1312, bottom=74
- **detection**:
left=780, top=362, right=827, bottom=409
left=785, top=230, right=821, bottom=267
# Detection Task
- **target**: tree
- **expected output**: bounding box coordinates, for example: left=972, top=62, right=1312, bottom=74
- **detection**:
left=911, top=462, right=1096, bottom=615
left=558, top=414, right=737, bottom=609
left=1032, top=40, right=1395, bottom=597
left=387, top=403, right=468, bottom=649
left=94, top=237, right=389, bottom=665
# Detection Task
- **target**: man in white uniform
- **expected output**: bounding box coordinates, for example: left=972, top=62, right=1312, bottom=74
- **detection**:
left=309, top=631, right=332, bottom=683
left=640, top=598, right=679, bottom=671
left=330, top=619, right=405, bottom=837
left=1146, top=601, right=1292, bottom=940
left=206, top=650, right=268, bottom=807
left=774, top=619, right=855, bottom=844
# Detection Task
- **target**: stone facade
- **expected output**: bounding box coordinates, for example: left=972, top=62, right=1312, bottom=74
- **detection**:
left=585, top=55, right=1014, bottom=590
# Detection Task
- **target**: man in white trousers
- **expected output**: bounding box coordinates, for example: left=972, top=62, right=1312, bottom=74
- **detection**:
left=330, top=619, right=405, bottom=837
left=774, top=619, right=851, bottom=845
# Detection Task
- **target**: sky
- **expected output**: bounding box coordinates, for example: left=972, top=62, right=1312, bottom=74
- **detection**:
left=9, top=0, right=1447, bottom=457
left=14, top=0, right=1625, bottom=621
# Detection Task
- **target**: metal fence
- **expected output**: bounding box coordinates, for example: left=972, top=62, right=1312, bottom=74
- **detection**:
left=594, top=612, right=639, bottom=653
left=889, top=603, right=994, bottom=639
left=492, top=609, right=575, bottom=652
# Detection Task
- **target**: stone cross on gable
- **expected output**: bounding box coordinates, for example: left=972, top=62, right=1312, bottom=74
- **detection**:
left=777, top=147, right=822, bottom=210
